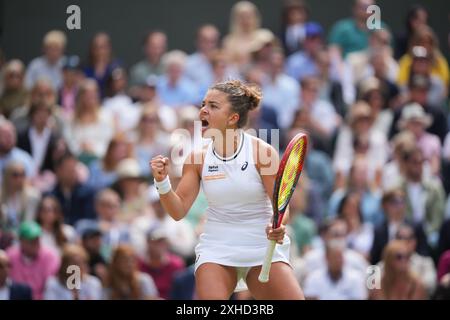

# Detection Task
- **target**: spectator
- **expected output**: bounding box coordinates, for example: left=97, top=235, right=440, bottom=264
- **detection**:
left=0, top=161, right=40, bottom=231
left=185, top=24, right=221, bottom=89
left=49, top=153, right=97, bottom=225
left=58, top=55, right=83, bottom=120
left=0, top=118, right=35, bottom=183
left=64, top=79, right=115, bottom=161
left=0, top=60, right=28, bottom=119
left=138, top=226, right=185, bottom=300
left=43, top=244, right=102, bottom=300
left=398, top=147, right=445, bottom=246
left=169, top=265, right=196, bottom=300
left=129, top=31, right=167, bottom=90
left=394, top=5, right=429, bottom=59
left=79, top=224, right=108, bottom=283
left=0, top=249, right=32, bottom=300
left=437, top=250, right=450, bottom=282
left=280, top=0, right=309, bottom=56
left=370, top=188, right=430, bottom=265
left=437, top=218, right=450, bottom=260
left=397, top=26, right=449, bottom=89
left=87, top=134, right=134, bottom=191
left=6, top=221, right=60, bottom=300
left=83, top=32, right=122, bottom=98
left=337, top=191, right=374, bottom=259
left=370, top=240, right=427, bottom=299
left=35, top=195, right=77, bottom=254
left=103, top=244, right=158, bottom=300
left=128, top=106, right=170, bottom=177
left=222, top=1, right=265, bottom=68
left=25, top=30, right=66, bottom=90
left=397, top=103, right=441, bottom=176
left=303, top=241, right=368, bottom=300
left=259, top=48, right=300, bottom=130
left=394, top=223, right=436, bottom=295
left=156, top=50, right=199, bottom=107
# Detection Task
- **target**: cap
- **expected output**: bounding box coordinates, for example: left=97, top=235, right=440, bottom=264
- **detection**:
left=116, top=158, right=144, bottom=181
left=305, top=22, right=323, bottom=38
left=411, top=46, right=429, bottom=60
left=146, top=225, right=168, bottom=241
left=398, top=102, right=432, bottom=129
left=249, top=29, right=275, bottom=52
left=19, top=221, right=42, bottom=240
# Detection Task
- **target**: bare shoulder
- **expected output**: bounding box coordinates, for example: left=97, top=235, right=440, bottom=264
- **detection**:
left=183, top=145, right=208, bottom=176
left=248, top=135, right=279, bottom=176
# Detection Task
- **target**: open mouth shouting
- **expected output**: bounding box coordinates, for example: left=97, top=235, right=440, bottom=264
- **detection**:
left=201, top=119, right=209, bottom=134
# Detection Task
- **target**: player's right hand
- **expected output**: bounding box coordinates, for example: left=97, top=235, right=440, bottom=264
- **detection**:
left=150, top=155, right=169, bottom=182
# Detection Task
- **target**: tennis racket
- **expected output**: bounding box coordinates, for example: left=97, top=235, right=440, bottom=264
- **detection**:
left=258, top=132, right=308, bottom=283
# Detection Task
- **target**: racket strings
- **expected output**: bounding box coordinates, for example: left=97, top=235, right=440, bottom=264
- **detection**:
left=277, top=140, right=305, bottom=209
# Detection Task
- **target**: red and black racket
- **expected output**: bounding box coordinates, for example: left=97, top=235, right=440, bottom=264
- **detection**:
left=259, top=132, right=308, bottom=283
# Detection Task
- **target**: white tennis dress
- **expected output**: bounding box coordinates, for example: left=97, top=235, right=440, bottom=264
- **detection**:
left=195, top=131, right=291, bottom=291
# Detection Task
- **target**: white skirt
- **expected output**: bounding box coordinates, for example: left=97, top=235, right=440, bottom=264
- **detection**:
left=194, top=220, right=291, bottom=292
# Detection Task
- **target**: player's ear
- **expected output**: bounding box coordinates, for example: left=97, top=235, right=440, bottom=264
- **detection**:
left=228, top=113, right=239, bottom=126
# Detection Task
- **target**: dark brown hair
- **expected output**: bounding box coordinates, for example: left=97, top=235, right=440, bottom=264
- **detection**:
left=211, top=79, right=262, bottom=128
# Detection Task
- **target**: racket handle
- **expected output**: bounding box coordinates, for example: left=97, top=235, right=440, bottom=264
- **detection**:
left=258, top=240, right=277, bottom=283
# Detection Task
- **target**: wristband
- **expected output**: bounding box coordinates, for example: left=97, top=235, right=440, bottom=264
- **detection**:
left=154, top=176, right=171, bottom=195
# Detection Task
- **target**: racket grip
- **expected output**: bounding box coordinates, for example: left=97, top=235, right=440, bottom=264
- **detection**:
left=258, top=240, right=277, bottom=283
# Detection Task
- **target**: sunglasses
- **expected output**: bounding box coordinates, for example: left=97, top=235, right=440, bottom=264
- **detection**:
left=11, top=171, right=25, bottom=178
left=396, top=234, right=414, bottom=241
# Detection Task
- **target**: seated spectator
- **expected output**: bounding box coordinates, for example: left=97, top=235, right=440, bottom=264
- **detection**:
left=397, top=102, right=441, bottom=176
left=184, top=24, right=221, bottom=89
left=138, top=226, right=185, bottom=300
left=83, top=32, right=122, bottom=98
left=398, top=147, right=445, bottom=246
left=25, top=30, right=66, bottom=90
left=35, top=195, right=77, bottom=254
left=329, top=157, right=382, bottom=225
left=103, top=67, right=139, bottom=133
left=43, top=244, right=102, bottom=300
left=437, top=250, right=450, bottom=282
left=94, top=189, right=130, bottom=260
left=0, top=249, right=32, bottom=300
left=303, top=241, right=367, bottom=300
left=370, top=188, right=430, bottom=265
left=437, top=218, right=450, bottom=260
left=337, top=191, right=374, bottom=259
left=0, top=161, right=40, bottom=232
left=280, top=0, right=309, bottom=56
left=169, top=264, right=196, bottom=300
left=128, top=106, right=170, bottom=177
left=370, top=240, right=427, bottom=299
left=0, top=60, right=28, bottom=119
left=16, top=100, right=61, bottom=187
left=113, top=158, right=153, bottom=223
left=156, top=50, right=199, bottom=107
left=87, top=134, right=134, bottom=191
left=295, top=219, right=368, bottom=285
left=103, top=244, right=158, bottom=300
left=129, top=31, right=167, bottom=96
left=79, top=224, right=108, bottom=283
left=394, top=5, right=428, bottom=59
left=58, top=55, right=83, bottom=120
left=64, top=79, right=115, bottom=162
left=0, top=119, right=35, bottom=183
left=333, top=101, right=387, bottom=182
left=49, top=153, right=97, bottom=225
left=6, top=221, right=60, bottom=300
left=394, top=223, right=436, bottom=295
left=397, top=26, right=449, bottom=89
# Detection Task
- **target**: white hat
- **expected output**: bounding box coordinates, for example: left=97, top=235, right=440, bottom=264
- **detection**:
left=398, top=103, right=432, bottom=129
left=116, top=158, right=144, bottom=181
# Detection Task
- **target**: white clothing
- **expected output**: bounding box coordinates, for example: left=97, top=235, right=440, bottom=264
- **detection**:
left=195, top=132, right=291, bottom=291
left=43, top=275, right=102, bottom=300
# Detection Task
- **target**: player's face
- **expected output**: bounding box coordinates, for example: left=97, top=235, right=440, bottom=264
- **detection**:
left=199, top=89, right=238, bottom=138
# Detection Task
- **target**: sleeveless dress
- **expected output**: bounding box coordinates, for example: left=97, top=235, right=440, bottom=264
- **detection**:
left=195, top=131, right=291, bottom=291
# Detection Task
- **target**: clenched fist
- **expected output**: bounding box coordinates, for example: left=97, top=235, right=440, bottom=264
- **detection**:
left=150, top=155, right=169, bottom=182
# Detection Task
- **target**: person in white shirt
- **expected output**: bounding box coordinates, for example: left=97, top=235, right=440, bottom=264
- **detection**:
left=304, top=242, right=368, bottom=300
left=43, top=244, right=102, bottom=300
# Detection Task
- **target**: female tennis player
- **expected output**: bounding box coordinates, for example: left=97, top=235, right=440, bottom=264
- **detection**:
left=151, top=80, right=304, bottom=300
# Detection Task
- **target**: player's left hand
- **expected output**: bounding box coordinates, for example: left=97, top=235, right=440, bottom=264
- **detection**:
left=266, top=224, right=285, bottom=244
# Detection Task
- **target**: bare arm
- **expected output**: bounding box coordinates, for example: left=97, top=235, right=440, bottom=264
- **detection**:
left=150, top=153, right=201, bottom=221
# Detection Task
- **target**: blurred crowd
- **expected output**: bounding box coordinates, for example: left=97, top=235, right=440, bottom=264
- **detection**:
left=0, top=0, right=450, bottom=300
